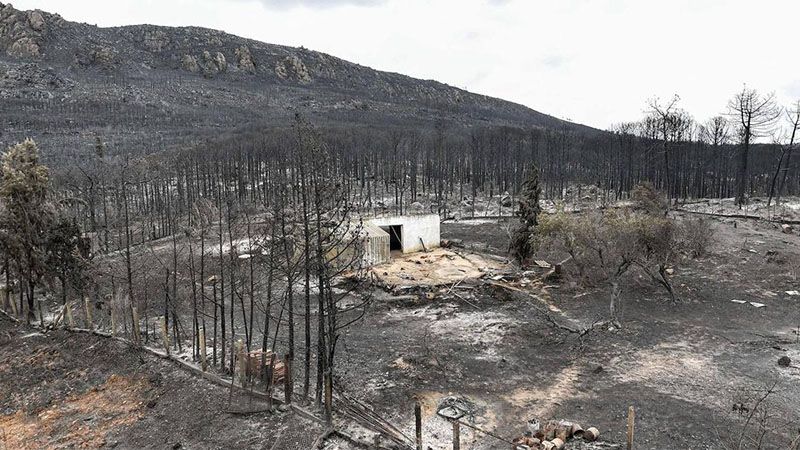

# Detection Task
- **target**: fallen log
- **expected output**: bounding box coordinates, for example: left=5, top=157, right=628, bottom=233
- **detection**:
left=0, top=307, right=20, bottom=323
left=584, top=427, right=600, bottom=442
left=673, top=208, right=800, bottom=225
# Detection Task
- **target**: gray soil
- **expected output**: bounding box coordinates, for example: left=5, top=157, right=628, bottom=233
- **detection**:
left=330, top=213, right=800, bottom=449
left=2, top=211, right=799, bottom=449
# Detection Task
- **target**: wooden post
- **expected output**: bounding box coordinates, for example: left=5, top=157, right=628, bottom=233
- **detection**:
left=84, top=297, right=93, bottom=330
left=131, top=306, right=140, bottom=345
left=452, top=420, right=460, bottom=450
left=161, top=317, right=170, bottom=356
left=8, top=292, right=17, bottom=317
left=284, top=353, right=292, bottom=404
left=237, top=340, right=247, bottom=386
left=65, top=302, right=74, bottom=328
left=324, top=373, right=333, bottom=426
left=199, top=329, right=207, bottom=371
left=266, top=353, right=275, bottom=410
left=415, top=402, right=423, bottom=450
left=627, top=405, right=635, bottom=450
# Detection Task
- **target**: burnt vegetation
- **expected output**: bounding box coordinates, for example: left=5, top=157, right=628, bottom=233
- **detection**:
left=1, top=3, right=800, bottom=450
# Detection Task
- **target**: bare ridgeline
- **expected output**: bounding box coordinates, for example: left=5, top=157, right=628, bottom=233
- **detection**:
left=1, top=3, right=800, bottom=450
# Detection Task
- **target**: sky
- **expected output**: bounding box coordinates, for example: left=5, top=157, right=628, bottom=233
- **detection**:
left=11, top=0, right=800, bottom=129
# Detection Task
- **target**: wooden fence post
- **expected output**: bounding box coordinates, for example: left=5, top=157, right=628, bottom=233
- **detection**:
left=131, top=306, right=140, bottom=345
left=415, top=402, right=423, bottom=450
left=65, top=302, right=74, bottom=328
left=284, top=353, right=292, bottom=404
left=452, top=420, right=460, bottom=450
left=324, top=373, right=333, bottom=426
left=84, top=297, right=93, bottom=330
left=627, top=405, right=635, bottom=450
left=237, top=340, right=247, bottom=386
left=8, top=292, right=17, bottom=317
left=199, top=329, right=207, bottom=371
left=161, top=317, right=170, bottom=356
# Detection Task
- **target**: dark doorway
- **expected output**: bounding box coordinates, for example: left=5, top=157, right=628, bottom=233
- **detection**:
left=384, top=225, right=402, bottom=251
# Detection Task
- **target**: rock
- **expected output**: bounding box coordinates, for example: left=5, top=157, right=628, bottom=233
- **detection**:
left=213, top=51, right=227, bottom=72
left=275, top=54, right=311, bottom=83
left=235, top=45, right=255, bottom=73
left=410, top=201, right=424, bottom=210
left=200, top=50, right=227, bottom=76
left=7, top=36, right=39, bottom=57
left=181, top=54, right=199, bottom=73
left=778, top=356, right=791, bottom=367
left=27, top=10, right=45, bottom=31
left=143, top=30, right=169, bottom=52
left=90, top=46, right=117, bottom=66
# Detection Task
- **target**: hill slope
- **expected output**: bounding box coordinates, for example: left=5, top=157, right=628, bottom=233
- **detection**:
left=0, top=3, right=592, bottom=160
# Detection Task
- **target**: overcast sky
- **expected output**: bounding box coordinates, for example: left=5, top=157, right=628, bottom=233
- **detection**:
left=11, top=0, right=800, bottom=129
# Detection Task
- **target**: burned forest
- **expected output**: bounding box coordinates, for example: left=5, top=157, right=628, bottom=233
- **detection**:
left=1, top=2, right=800, bottom=450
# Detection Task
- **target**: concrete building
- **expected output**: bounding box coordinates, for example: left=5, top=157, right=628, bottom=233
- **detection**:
left=369, top=213, right=440, bottom=254
left=350, top=213, right=440, bottom=267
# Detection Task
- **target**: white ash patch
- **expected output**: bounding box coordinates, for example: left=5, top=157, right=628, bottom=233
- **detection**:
left=393, top=304, right=515, bottom=361
left=427, top=311, right=514, bottom=360
left=610, top=339, right=740, bottom=409
left=449, top=218, right=502, bottom=226
left=386, top=305, right=514, bottom=360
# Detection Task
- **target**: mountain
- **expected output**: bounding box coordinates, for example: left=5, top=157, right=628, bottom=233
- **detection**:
left=0, top=3, right=594, bottom=161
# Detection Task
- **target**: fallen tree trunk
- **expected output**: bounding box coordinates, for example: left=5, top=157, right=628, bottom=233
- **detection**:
left=673, top=208, right=800, bottom=225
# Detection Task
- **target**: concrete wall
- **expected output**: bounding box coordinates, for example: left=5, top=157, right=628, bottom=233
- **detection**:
left=370, top=214, right=440, bottom=253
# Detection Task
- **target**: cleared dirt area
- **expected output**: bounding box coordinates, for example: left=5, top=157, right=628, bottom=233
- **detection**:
left=370, top=248, right=508, bottom=288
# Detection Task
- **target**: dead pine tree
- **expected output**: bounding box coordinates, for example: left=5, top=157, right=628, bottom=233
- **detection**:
left=303, top=128, right=372, bottom=422
left=293, top=114, right=314, bottom=402
left=727, top=87, right=781, bottom=207
left=647, top=95, right=692, bottom=203
left=767, top=100, right=800, bottom=207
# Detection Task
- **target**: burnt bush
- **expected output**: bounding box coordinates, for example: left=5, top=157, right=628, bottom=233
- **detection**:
left=678, top=218, right=714, bottom=258
left=631, top=181, right=667, bottom=216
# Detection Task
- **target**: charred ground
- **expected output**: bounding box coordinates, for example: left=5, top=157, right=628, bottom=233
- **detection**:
left=2, top=207, right=799, bottom=449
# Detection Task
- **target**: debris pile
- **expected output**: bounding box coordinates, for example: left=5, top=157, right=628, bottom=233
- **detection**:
left=513, top=419, right=601, bottom=450
left=241, top=349, right=285, bottom=384
left=371, top=248, right=507, bottom=292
